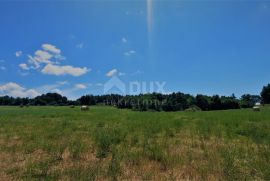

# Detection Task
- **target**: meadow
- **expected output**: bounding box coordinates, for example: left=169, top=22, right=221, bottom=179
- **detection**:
left=0, top=106, right=269, bottom=180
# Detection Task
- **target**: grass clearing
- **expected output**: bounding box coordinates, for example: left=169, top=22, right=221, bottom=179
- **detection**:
left=0, top=106, right=270, bottom=180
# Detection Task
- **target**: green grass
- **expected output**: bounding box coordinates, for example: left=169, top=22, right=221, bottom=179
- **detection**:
left=0, top=106, right=269, bottom=180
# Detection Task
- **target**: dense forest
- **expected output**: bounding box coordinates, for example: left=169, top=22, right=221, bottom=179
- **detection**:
left=0, top=84, right=269, bottom=112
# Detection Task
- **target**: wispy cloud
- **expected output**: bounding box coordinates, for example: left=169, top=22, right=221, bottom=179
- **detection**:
left=19, top=63, right=29, bottom=70
left=35, top=81, right=69, bottom=94
left=131, top=70, right=143, bottom=76
left=75, top=83, right=87, bottom=89
left=18, top=71, right=30, bottom=76
left=57, top=81, right=69, bottom=85
left=124, top=50, right=136, bottom=56
left=106, top=69, right=125, bottom=77
left=96, top=83, right=103, bottom=86
left=122, top=37, right=127, bottom=43
left=50, top=88, right=62, bottom=94
left=37, top=82, right=90, bottom=100
left=76, top=43, right=84, bottom=49
left=15, top=51, right=22, bottom=57
left=0, top=66, right=6, bottom=70
left=119, top=72, right=125, bottom=76
left=106, top=69, right=118, bottom=77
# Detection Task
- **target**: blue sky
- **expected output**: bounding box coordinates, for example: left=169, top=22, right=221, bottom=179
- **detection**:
left=0, top=1, right=270, bottom=99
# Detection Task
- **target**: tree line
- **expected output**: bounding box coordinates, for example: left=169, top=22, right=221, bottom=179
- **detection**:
left=0, top=84, right=270, bottom=112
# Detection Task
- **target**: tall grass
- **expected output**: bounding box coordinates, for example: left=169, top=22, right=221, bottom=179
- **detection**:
left=0, top=106, right=269, bottom=180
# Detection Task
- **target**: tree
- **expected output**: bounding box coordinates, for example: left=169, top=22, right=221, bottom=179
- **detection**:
left=240, top=94, right=261, bottom=108
left=195, top=95, right=210, bottom=111
left=210, top=95, right=222, bottom=110
left=220, top=96, right=240, bottom=109
left=0, top=96, right=14, bottom=105
left=0, top=90, right=244, bottom=111
left=32, top=93, right=68, bottom=105
left=78, top=95, right=96, bottom=105
left=261, top=84, right=270, bottom=104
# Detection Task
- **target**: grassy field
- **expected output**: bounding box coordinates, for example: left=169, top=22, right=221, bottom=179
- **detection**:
left=0, top=106, right=269, bottom=181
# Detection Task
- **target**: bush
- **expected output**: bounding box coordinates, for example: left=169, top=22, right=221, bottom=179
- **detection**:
left=185, top=105, right=202, bottom=112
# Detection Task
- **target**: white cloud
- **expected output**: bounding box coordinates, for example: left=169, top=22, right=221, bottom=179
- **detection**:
left=10, top=89, right=40, bottom=98
left=57, top=81, right=69, bottom=85
left=0, top=82, right=24, bottom=91
left=36, top=82, right=66, bottom=94
left=41, top=64, right=89, bottom=76
left=129, top=50, right=136, bottom=54
left=119, top=72, right=125, bottom=76
left=34, top=50, right=53, bottom=64
left=19, top=44, right=89, bottom=77
left=42, top=44, right=61, bottom=54
left=19, top=71, right=29, bottom=76
left=15, top=51, right=22, bottom=57
left=96, top=83, right=103, bottom=86
left=54, top=54, right=66, bottom=61
left=106, top=69, right=118, bottom=77
left=25, top=44, right=63, bottom=69
left=75, top=84, right=87, bottom=89
left=131, top=70, right=143, bottom=76
left=50, top=88, right=62, bottom=94
left=0, top=82, right=40, bottom=98
left=76, top=43, right=84, bottom=49
left=106, top=69, right=125, bottom=77
left=69, top=34, right=76, bottom=39
left=124, top=50, right=136, bottom=56
left=26, top=50, right=54, bottom=70
left=19, top=63, right=29, bottom=70
left=122, top=37, right=127, bottom=43
left=0, top=81, right=89, bottom=99
left=0, top=66, right=6, bottom=70
left=27, top=55, right=40, bottom=69
left=35, top=82, right=88, bottom=100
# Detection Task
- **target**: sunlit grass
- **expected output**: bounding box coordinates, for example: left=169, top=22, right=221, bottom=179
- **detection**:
left=0, top=106, right=269, bottom=180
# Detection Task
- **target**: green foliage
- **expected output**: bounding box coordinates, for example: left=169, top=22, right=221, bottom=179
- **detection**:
left=94, top=126, right=126, bottom=158
left=185, top=105, right=202, bottom=112
left=261, top=83, right=270, bottom=104
left=195, top=94, right=210, bottom=111
left=69, top=140, right=86, bottom=159
left=108, top=149, right=121, bottom=181
left=240, top=94, right=261, bottom=108
left=24, top=158, right=59, bottom=180
left=2, top=83, right=270, bottom=112
left=220, top=148, right=243, bottom=181
left=64, top=164, right=99, bottom=181
left=78, top=95, right=97, bottom=105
